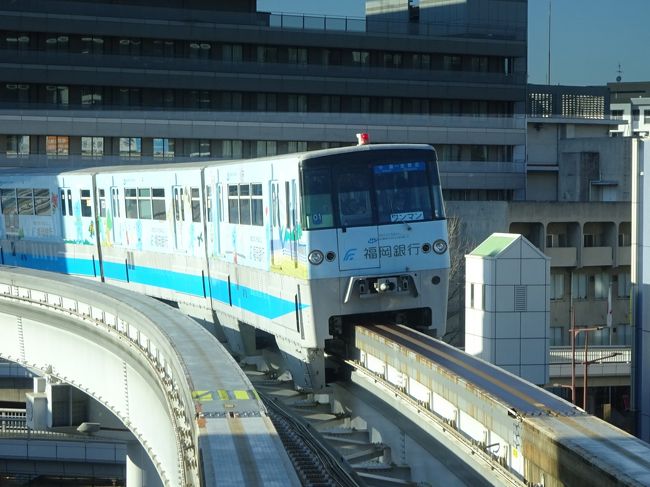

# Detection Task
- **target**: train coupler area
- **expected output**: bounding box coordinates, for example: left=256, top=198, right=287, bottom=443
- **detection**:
left=343, top=274, right=417, bottom=303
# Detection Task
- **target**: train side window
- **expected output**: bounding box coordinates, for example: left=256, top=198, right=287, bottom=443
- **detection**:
left=97, top=189, right=106, bottom=217
left=152, top=188, right=166, bottom=220
left=239, top=184, right=251, bottom=225
left=17, top=188, right=33, bottom=215
left=251, top=183, right=263, bottom=226
left=137, top=188, right=152, bottom=219
left=111, top=187, right=120, bottom=218
left=228, top=184, right=239, bottom=224
left=191, top=187, right=201, bottom=222
left=80, top=189, right=92, bottom=217
left=125, top=188, right=138, bottom=218
left=1, top=189, right=17, bottom=215
left=34, top=189, right=51, bottom=216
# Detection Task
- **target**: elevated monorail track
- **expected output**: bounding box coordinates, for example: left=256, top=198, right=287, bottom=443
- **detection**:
left=351, top=323, right=650, bottom=487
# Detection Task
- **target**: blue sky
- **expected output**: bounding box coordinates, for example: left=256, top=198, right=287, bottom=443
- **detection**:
left=257, top=0, right=650, bottom=86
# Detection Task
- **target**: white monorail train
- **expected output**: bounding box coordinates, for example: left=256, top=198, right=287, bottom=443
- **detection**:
left=0, top=144, right=449, bottom=390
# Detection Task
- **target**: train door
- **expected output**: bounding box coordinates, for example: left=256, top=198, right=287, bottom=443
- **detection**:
left=270, top=181, right=280, bottom=265
left=216, top=182, right=223, bottom=256
left=110, top=186, right=120, bottom=244
left=59, top=187, right=73, bottom=241
left=286, top=180, right=298, bottom=266
left=172, top=186, right=184, bottom=250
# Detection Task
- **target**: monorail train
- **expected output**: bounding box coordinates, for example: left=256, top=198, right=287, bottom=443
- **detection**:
left=0, top=143, right=449, bottom=390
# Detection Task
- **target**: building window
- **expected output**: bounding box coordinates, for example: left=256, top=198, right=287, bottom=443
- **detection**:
left=81, top=86, right=103, bottom=106
left=618, top=272, right=631, bottom=298
left=255, top=140, right=277, bottom=157
left=610, top=109, right=624, bottom=120
left=6, top=135, right=29, bottom=157
left=594, top=273, right=610, bottom=299
left=288, top=47, right=308, bottom=65
left=571, top=273, right=587, bottom=300
left=81, top=137, right=104, bottom=158
left=45, top=85, right=69, bottom=106
left=46, top=136, right=69, bottom=157
left=81, top=36, right=104, bottom=55
left=119, top=137, right=141, bottom=158
left=153, top=138, right=175, bottom=158
left=222, top=140, right=243, bottom=159
left=614, top=324, right=632, bottom=346
left=550, top=327, right=564, bottom=346
left=550, top=274, right=564, bottom=300
left=188, top=139, right=210, bottom=157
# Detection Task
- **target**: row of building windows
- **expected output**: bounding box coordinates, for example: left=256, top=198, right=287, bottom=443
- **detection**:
left=549, top=324, right=632, bottom=347
left=1, top=31, right=515, bottom=75
left=0, top=83, right=515, bottom=117
left=545, top=232, right=631, bottom=248
left=2, top=135, right=516, bottom=163
left=550, top=272, right=631, bottom=300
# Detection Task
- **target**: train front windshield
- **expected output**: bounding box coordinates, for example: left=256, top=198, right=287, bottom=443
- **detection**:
left=301, top=153, right=445, bottom=230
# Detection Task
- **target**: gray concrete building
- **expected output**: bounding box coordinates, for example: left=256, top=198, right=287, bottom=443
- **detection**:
left=0, top=0, right=527, bottom=201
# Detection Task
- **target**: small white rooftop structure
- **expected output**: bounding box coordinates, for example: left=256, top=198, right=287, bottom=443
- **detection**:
left=464, top=233, right=550, bottom=386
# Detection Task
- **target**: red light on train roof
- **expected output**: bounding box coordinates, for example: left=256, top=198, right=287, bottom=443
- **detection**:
left=356, top=133, right=369, bottom=145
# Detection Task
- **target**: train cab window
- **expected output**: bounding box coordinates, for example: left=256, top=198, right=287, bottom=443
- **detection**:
left=302, top=168, right=333, bottom=229
left=374, top=162, right=433, bottom=224
left=80, top=189, right=92, bottom=217
left=190, top=187, right=201, bottom=222
left=336, top=169, right=372, bottom=227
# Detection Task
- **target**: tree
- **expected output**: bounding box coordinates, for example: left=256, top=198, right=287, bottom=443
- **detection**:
left=442, top=216, right=476, bottom=347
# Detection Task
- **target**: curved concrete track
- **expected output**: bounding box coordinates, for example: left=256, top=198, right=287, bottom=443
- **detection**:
left=0, top=266, right=299, bottom=486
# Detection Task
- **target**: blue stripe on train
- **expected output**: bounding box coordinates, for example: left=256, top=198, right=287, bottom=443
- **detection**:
left=3, top=252, right=304, bottom=320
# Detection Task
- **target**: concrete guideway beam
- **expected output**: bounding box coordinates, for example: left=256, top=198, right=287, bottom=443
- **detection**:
left=0, top=268, right=203, bottom=486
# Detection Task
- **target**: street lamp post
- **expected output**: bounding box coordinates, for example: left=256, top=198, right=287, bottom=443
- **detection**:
left=570, top=325, right=605, bottom=409
left=570, top=325, right=621, bottom=413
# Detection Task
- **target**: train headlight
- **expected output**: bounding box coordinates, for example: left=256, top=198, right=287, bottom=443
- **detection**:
left=433, top=239, right=448, bottom=254
left=308, top=250, right=324, bottom=265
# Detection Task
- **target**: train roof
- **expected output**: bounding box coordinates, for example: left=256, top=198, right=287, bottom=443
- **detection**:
left=0, top=143, right=435, bottom=178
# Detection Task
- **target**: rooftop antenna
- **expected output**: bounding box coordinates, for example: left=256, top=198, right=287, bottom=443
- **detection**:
left=616, top=63, right=623, bottom=82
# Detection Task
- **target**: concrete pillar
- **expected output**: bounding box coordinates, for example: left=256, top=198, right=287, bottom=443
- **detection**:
left=126, top=441, right=163, bottom=487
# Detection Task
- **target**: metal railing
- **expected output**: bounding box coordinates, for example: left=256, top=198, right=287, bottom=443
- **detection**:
left=0, top=408, right=26, bottom=432
left=549, top=346, right=631, bottom=365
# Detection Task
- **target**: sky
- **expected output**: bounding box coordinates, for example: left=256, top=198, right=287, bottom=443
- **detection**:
left=257, top=0, right=650, bottom=86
